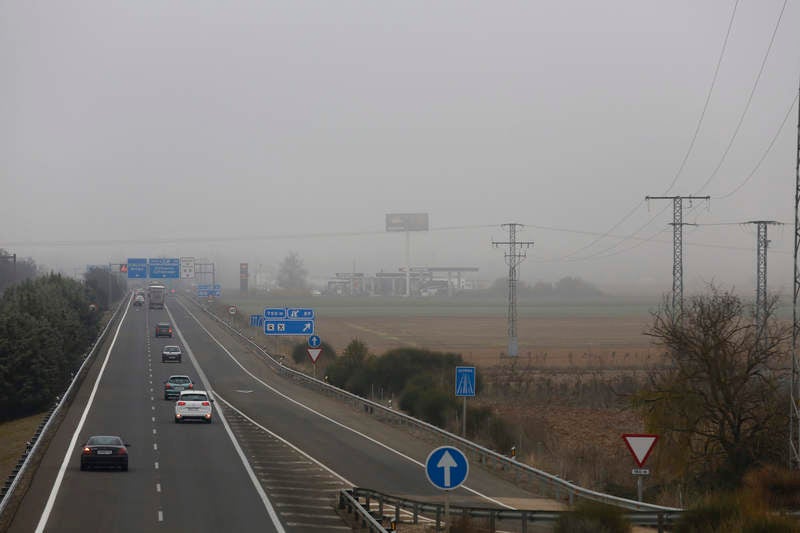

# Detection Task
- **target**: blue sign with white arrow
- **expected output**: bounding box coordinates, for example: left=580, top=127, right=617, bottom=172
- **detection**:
left=249, top=315, right=265, bottom=327
left=127, top=258, right=148, bottom=279
left=425, top=446, right=469, bottom=490
left=308, top=335, right=321, bottom=348
left=287, top=308, right=314, bottom=319
left=264, top=320, right=315, bottom=336
left=455, top=366, right=476, bottom=397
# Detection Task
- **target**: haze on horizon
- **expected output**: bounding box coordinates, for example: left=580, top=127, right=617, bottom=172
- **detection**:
left=2, top=1, right=799, bottom=296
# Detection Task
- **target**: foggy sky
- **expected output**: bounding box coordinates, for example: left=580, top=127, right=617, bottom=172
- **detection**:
left=2, top=1, right=799, bottom=294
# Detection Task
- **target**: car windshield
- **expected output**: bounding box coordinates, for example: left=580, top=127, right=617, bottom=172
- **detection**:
left=181, top=394, right=207, bottom=402
left=87, top=436, right=122, bottom=446
left=169, top=377, right=190, bottom=384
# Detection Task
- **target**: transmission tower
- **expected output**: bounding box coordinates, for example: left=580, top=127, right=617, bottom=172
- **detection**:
left=645, top=195, right=710, bottom=316
left=746, top=221, right=781, bottom=350
left=792, top=82, right=800, bottom=469
left=493, top=223, right=534, bottom=357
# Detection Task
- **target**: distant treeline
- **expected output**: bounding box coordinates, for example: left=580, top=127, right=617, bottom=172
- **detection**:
left=486, top=276, right=604, bottom=299
left=0, top=263, right=126, bottom=421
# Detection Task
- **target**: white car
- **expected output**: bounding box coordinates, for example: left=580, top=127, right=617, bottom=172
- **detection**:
left=174, top=390, right=213, bottom=423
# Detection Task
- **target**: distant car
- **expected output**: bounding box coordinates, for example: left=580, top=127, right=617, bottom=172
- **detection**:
left=155, top=322, right=172, bottom=338
left=164, top=375, right=193, bottom=400
left=133, top=295, right=145, bottom=307
left=80, top=435, right=129, bottom=471
left=161, top=345, right=182, bottom=363
left=175, top=390, right=213, bottom=423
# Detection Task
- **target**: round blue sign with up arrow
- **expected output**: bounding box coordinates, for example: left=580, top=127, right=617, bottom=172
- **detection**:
left=308, top=335, right=321, bottom=348
left=425, top=446, right=469, bottom=490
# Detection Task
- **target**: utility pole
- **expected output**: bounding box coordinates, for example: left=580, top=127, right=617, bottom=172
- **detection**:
left=745, top=221, right=781, bottom=349
left=791, top=82, right=800, bottom=469
left=493, top=223, right=534, bottom=357
left=645, top=195, right=710, bottom=316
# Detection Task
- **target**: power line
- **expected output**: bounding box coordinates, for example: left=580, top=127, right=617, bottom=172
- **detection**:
left=695, top=0, right=790, bottom=195
left=662, top=0, right=741, bottom=194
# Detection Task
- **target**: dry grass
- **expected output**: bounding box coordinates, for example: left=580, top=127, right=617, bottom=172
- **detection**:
left=0, top=412, right=46, bottom=485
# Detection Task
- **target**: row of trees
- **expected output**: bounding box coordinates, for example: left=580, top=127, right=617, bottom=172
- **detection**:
left=0, top=274, right=103, bottom=421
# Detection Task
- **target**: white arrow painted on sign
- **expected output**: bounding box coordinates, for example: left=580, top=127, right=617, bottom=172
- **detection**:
left=303, top=322, right=312, bottom=332
left=437, top=451, right=458, bottom=487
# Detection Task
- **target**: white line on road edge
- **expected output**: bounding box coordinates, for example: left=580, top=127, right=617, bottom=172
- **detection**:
left=34, top=299, right=133, bottom=533
left=166, top=305, right=285, bottom=533
left=176, top=299, right=512, bottom=509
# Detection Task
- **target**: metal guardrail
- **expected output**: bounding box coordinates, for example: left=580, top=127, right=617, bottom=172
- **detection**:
left=0, top=295, right=128, bottom=519
left=338, top=488, right=391, bottom=532
left=186, top=296, right=681, bottom=514
left=344, top=487, right=679, bottom=533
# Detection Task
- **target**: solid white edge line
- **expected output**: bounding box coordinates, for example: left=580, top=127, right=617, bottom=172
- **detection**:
left=34, top=298, right=133, bottom=533
left=166, top=304, right=286, bottom=533
left=176, top=299, right=513, bottom=510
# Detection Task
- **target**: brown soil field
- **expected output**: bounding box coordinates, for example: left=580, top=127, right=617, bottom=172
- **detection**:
left=311, top=315, right=659, bottom=366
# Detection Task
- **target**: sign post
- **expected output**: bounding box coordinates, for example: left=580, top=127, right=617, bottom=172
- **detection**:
left=455, top=367, right=476, bottom=437
left=425, top=446, right=468, bottom=533
left=622, top=434, right=659, bottom=502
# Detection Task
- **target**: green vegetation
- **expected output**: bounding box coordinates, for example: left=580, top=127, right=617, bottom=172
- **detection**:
left=0, top=273, right=120, bottom=422
left=554, top=502, right=631, bottom=533
left=675, top=488, right=799, bottom=533
left=0, top=412, right=46, bottom=485
left=634, top=286, right=791, bottom=495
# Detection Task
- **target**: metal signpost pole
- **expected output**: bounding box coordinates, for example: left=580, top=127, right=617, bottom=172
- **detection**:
left=462, top=397, right=466, bottom=438
left=637, top=476, right=643, bottom=502
left=444, top=491, right=450, bottom=533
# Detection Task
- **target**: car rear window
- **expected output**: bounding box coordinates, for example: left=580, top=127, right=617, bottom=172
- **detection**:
left=170, top=377, right=191, bottom=384
left=87, top=436, right=122, bottom=446
left=181, top=394, right=207, bottom=402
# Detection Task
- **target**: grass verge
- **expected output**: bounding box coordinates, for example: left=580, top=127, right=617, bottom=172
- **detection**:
left=0, top=412, right=47, bottom=486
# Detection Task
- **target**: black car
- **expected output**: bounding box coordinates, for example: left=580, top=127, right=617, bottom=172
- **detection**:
left=155, top=322, right=172, bottom=338
left=80, top=435, right=129, bottom=471
left=161, top=345, right=182, bottom=363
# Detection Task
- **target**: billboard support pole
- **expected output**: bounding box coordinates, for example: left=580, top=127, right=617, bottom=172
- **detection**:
left=405, top=230, right=410, bottom=297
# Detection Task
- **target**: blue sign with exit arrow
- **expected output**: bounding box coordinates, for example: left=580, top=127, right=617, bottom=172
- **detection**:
left=263, top=320, right=315, bottom=336
left=425, top=446, right=469, bottom=490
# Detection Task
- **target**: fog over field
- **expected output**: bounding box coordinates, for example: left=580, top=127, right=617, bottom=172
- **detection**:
left=2, top=1, right=799, bottom=296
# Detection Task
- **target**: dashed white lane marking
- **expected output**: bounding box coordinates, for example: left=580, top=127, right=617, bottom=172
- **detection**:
left=151, top=406, right=155, bottom=411
left=158, top=510, right=163, bottom=522
left=150, top=396, right=154, bottom=401
left=155, top=462, right=159, bottom=470
left=153, top=428, right=157, bottom=435
left=156, top=483, right=162, bottom=493
left=153, top=443, right=158, bottom=451
left=152, top=417, right=155, bottom=422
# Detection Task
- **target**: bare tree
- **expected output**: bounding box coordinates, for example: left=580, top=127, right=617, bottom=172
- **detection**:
left=634, top=286, right=791, bottom=488
left=276, top=252, right=308, bottom=290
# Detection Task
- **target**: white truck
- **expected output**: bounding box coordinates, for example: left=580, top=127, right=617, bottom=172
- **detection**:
left=148, top=284, right=166, bottom=309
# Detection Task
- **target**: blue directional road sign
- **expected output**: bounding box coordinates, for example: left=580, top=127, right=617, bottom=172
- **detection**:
left=149, top=258, right=180, bottom=279
left=455, top=366, right=476, bottom=397
left=287, top=308, right=314, bottom=319
left=127, top=258, right=148, bottom=279
left=197, top=284, right=221, bottom=297
left=250, top=315, right=265, bottom=327
left=263, top=320, right=315, bottom=336
left=308, top=335, right=321, bottom=348
left=264, top=308, right=287, bottom=318
left=425, top=446, right=469, bottom=490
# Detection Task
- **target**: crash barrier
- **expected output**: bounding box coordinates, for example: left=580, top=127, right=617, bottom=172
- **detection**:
left=184, top=296, right=680, bottom=513
left=0, top=295, right=129, bottom=519
left=338, top=487, right=391, bottom=532
left=342, top=487, right=680, bottom=533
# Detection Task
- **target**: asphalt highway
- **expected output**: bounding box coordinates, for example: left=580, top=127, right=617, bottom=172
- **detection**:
left=7, top=299, right=282, bottom=533
left=7, top=294, right=559, bottom=533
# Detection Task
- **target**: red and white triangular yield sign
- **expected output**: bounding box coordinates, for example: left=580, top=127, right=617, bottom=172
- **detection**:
left=622, top=434, right=659, bottom=468
left=307, top=348, right=322, bottom=364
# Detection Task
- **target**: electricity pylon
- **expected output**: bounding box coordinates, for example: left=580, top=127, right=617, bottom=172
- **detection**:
left=493, top=223, right=533, bottom=357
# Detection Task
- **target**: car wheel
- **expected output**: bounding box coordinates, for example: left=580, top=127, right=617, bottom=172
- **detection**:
left=174, top=417, right=180, bottom=424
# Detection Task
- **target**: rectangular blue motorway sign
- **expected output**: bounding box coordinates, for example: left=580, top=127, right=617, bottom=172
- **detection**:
left=249, top=315, right=265, bottom=327
left=455, top=366, right=476, bottom=397
left=127, top=258, right=148, bottom=279
left=263, top=319, right=315, bottom=336
left=286, top=308, right=314, bottom=319
left=149, top=258, right=180, bottom=279
left=264, top=308, right=287, bottom=318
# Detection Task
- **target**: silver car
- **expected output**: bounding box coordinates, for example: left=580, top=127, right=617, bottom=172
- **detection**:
left=161, top=345, right=182, bottom=363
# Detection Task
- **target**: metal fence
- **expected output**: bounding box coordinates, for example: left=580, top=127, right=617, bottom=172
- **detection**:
left=0, top=295, right=128, bottom=519
left=187, top=297, right=680, bottom=514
